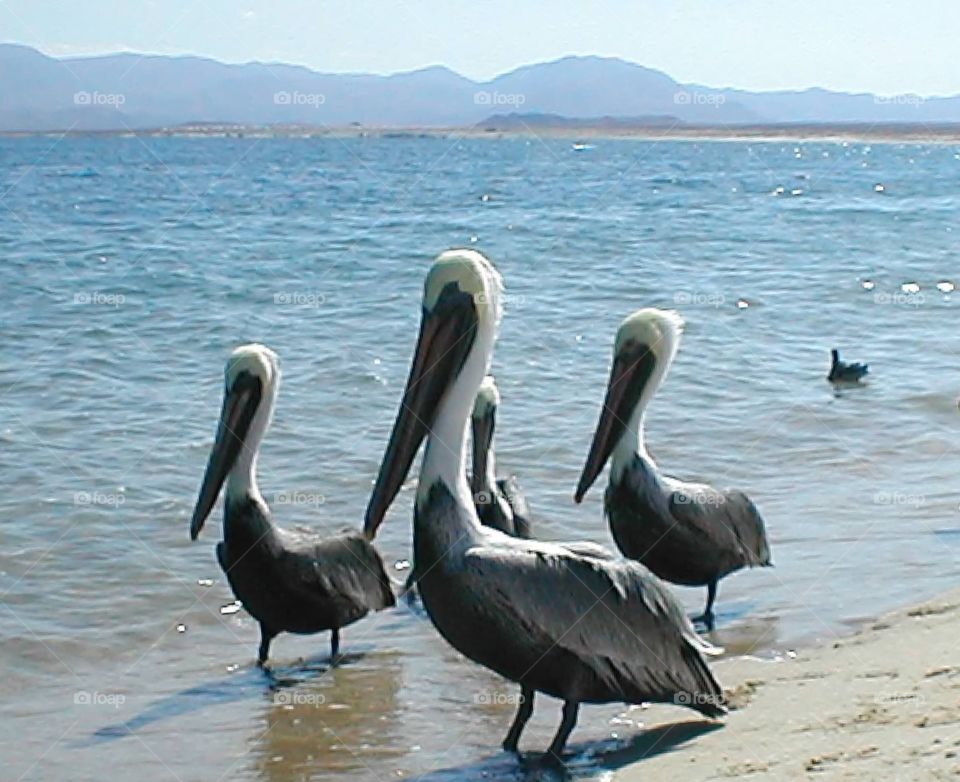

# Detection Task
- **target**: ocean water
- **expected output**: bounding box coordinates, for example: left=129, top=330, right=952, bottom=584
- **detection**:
left=2, top=135, right=959, bottom=780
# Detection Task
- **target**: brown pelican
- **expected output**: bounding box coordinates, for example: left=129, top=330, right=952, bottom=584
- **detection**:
left=190, top=344, right=395, bottom=665
left=471, top=375, right=531, bottom=538
left=828, top=348, right=869, bottom=383
left=365, top=251, right=725, bottom=761
left=575, top=309, right=772, bottom=630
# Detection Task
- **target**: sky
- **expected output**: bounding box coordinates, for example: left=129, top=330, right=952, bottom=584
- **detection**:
left=3, top=0, right=959, bottom=96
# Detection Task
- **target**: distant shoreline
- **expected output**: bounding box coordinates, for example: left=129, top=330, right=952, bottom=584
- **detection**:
left=5, top=122, right=960, bottom=143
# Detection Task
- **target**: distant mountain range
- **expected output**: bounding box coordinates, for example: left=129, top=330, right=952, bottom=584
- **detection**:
left=3, top=43, right=960, bottom=132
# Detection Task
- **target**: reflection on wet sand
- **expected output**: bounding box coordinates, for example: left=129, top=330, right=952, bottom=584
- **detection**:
left=706, top=613, right=783, bottom=658
left=252, top=652, right=404, bottom=780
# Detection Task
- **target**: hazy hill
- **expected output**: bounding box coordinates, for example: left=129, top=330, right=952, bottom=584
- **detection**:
left=1, top=44, right=958, bottom=131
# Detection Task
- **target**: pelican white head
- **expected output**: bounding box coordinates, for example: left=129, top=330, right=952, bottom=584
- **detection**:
left=190, top=343, right=281, bottom=539
left=472, top=375, right=501, bottom=419
left=575, top=308, right=685, bottom=502
left=615, top=308, right=684, bottom=366
left=365, top=250, right=503, bottom=539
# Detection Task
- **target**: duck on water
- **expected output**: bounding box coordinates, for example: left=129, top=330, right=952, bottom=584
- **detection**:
left=575, top=309, right=772, bottom=630
left=364, top=251, right=725, bottom=761
left=189, top=344, right=395, bottom=666
left=828, top=348, right=869, bottom=383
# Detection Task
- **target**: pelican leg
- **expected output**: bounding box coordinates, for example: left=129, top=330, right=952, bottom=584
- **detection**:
left=502, top=687, right=534, bottom=752
left=257, top=626, right=276, bottom=666
left=546, top=700, right=579, bottom=763
left=330, top=628, right=340, bottom=662
left=695, top=581, right=718, bottom=631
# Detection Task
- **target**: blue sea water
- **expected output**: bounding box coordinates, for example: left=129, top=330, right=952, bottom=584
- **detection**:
left=1, top=135, right=959, bottom=780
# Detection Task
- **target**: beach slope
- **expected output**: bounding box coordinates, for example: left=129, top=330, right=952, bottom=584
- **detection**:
left=616, top=591, right=960, bottom=780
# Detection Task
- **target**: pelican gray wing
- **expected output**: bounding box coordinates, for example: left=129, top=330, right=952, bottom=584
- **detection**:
left=277, top=529, right=397, bottom=620
left=458, top=536, right=724, bottom=712
left=667, top=483, right=772, bottom=568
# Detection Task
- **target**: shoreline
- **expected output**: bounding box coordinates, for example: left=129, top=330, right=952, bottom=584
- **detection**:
left=614, top=589, right=960, bottom=780
left=5, top=123, right=960, bottom=143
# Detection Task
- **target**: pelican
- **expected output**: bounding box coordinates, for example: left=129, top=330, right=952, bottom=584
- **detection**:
left=471, top=375, right=531, bottom=538
left=575, top=309, right=772, bottom=630
left=365, top=251, right=725, bottom=761
left=190, top=344, right=395, bottom=665
left=828, top=348, right=868, bottom=383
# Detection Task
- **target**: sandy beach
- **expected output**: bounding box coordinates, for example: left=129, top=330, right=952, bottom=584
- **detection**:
left=615, top=590, right=960, bottom=781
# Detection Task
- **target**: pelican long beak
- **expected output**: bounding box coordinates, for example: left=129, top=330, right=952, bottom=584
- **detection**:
left=470, top=406, right=495, bottom=495
left=190, top=373, right=262, bottom=540
left=364, top=284, right=479, bottom=539
left=575, top=342, right=657, bottom=503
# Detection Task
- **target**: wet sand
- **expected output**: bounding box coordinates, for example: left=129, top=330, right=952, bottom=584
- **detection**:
left=616, top=590, right=960, bottom=781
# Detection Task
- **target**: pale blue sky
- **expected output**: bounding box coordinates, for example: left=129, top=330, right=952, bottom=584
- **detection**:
left=3, top=0, right=958, bottom=96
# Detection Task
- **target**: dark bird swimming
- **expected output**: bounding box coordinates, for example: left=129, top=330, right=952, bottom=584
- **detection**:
left=575, top=309, right=772, bottom=630
left=190, top=344, right=395, bottom=665
left=471, top=375, right=532, bottom=538
left=828, top=348, right=869, bottom=383
left=365, top=252, right=725, bottom=761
